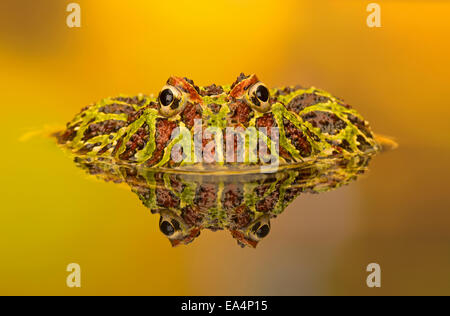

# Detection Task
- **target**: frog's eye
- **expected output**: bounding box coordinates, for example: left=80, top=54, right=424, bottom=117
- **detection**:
left=159, top=220, right=175, bottom=236
left=159, top=218, right=182, bottom=236
left=256, top=224, right=270, bottom=238
left=158, top=85, right=185, bottom=117
left=247, top=83, right=271, bottom=112
left=249, top=220, right=271, bottom=240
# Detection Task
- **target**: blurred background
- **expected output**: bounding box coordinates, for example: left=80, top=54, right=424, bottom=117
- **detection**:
left=1, top=0, right=449, bottom=295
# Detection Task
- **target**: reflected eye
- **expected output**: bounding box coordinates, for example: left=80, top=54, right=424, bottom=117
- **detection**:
left=158, top=85, right=185, bottom=117
left=250, top=219, right=271, bottom=240
left=160, top=220, right=175, bottom=236
left=256, top=224, right=270, bottom=238
left=247, top=83, right=271, bottom=112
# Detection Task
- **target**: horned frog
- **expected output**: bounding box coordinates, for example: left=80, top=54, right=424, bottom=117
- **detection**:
left=57, top=73, right=380, bottom=171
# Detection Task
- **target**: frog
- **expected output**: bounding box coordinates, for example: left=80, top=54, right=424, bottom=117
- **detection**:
left=56, top=73, right=380, bottom=171
left=74, top=154, right=372, bottom=248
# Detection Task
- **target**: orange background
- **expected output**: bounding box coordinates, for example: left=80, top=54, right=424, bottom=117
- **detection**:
left=1, top=0, right=449, bottom=295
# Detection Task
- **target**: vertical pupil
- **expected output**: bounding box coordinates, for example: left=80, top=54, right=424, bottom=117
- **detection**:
left=256, top=85, right=269, bottom=102
left=160, top=89, right=174, bottom=106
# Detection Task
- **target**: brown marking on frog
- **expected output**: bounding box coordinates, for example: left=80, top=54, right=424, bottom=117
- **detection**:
left=201, top=84, right=224, bottom=96
left=230, top=205, right=253, bottom=229
left=284, top=187, right=303, bottom=203
left=221, top=183, right=244, bottom=210
left=82, top=120, right=127, bottom=141
left=145, top=119, right=177, bottom=166
left=118, top=123, right=150, bottom=161
left=180, top=102, right=202, bottom=129
left=168, top=175, right=185, bottom=194
left=274, top=85, right=303, bottom=97
left=156, top=187, right=180, bottom=208
left=255, top=189, right=279, bottom=213
left=255, top=113, right=293, bottom=161
left=286, top=93, right=332, bottom=113
left=194, top=183, right=218, bottom=211
left=181, top=205, right=203, bottom=227
left=283, top=119, right=312, bottom=157
left=112, top=96, right=148, bottom=106
left=207, top=102, right=221, bottom=114
left=301, top=111, right=347, bottom=135
left=98, top=103, right=136, bottom=115
left=228, top=100, right=253, bottom=125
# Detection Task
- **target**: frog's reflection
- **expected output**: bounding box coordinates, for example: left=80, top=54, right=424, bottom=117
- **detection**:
left=74, top=155, right=372, bottom=248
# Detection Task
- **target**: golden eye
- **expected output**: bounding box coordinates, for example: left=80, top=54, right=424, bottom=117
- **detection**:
left=247, top=83, right=271, bottom=112
left=159, top=220, right=175, bottom=236
left=158, top=85, right=185, bottom=117
left=159, top=214, right=182, bottom=237
left=248, top=216, right=271, bottom=241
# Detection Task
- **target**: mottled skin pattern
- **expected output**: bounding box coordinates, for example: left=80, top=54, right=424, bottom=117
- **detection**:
left=57, top=74, right=379, bottom=170
left=74, top=154, right=371, bottom=248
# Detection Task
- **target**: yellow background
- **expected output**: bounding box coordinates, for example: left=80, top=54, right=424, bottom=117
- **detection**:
left=1, top=0, right=450, bottom=295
